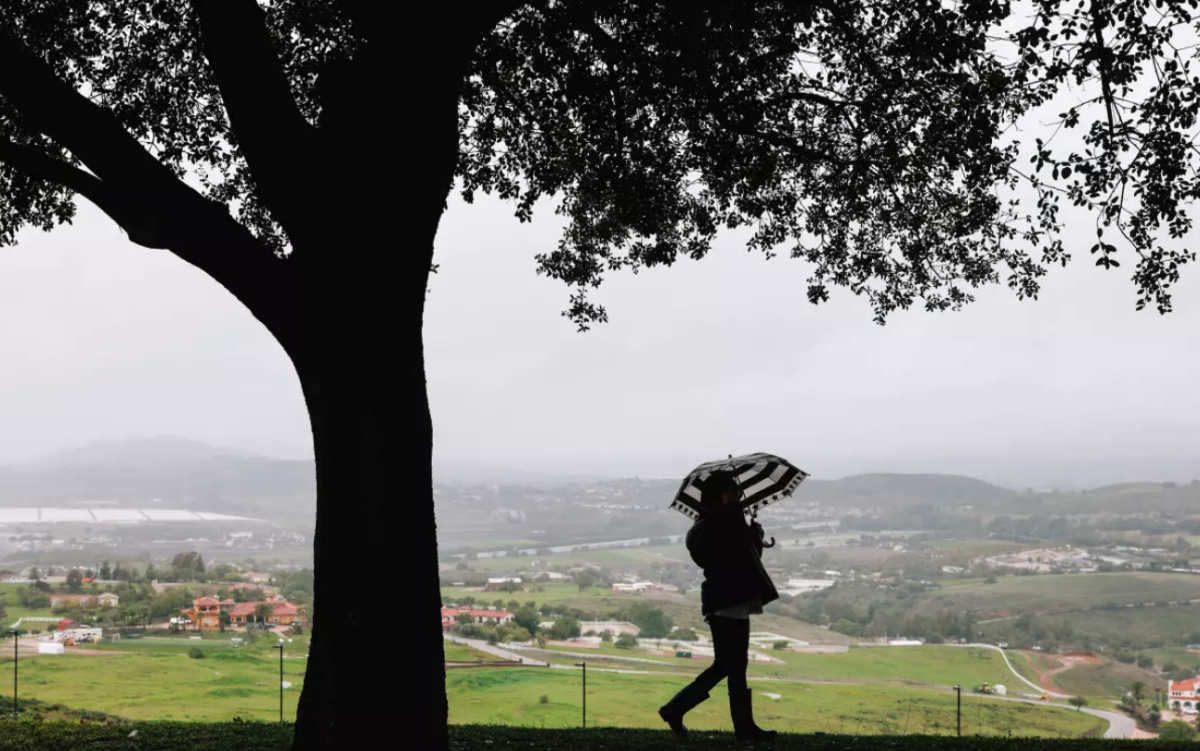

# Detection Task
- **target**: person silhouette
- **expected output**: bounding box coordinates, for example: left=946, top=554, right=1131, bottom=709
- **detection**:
left=658, top=470, right=778, bottom=741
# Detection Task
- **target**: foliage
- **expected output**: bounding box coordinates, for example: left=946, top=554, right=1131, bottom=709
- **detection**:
left=65, top=569, right=83, bottom=593
left=668, top=628, right=698, bottom=642
left=1068, top=696, right=1088, bottom=711
left=548, top=617, right=582, bottom=641
left=615, top=633, right=638, bottom=649
left=774, top=640, right=790, bottom=650
left=599, top=630, right=613, bottom=643
left=515, top=606, right=541, bottom=635
left=1158, top=720, right=1197, bottom=741
left=188, top=646, right=206, bottom=659
left=619, top=602, right=673, bottom=639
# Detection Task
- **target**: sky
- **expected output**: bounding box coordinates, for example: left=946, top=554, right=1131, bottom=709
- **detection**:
left=3, top=74, right=1200, bottom=489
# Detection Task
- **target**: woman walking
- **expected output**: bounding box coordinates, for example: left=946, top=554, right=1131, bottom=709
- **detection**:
left=658, top=470, right=778, bottom=741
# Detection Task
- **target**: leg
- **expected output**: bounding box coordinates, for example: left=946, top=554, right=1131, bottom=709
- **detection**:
left=728, top=617, right=776, bottom=741
left=659, top=616, right=735, bottom=734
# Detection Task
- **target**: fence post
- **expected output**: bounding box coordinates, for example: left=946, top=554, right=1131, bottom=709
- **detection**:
left=953, top=685, right=962, bottom=737
left=575, top=662, right=587, bottom=728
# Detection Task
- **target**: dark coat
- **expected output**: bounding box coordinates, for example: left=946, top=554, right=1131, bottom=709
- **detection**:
left=686, top=505, right=779, bottom=617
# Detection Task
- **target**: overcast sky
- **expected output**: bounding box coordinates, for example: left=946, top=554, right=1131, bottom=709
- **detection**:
left=3, top=187, right=1198, bottom=489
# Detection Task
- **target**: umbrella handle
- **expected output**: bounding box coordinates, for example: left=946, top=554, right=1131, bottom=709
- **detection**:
left=763, top=537, right=776, bottom=549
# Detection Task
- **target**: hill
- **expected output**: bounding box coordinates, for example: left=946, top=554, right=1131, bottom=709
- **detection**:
left=0, top=437, right=314, bottom=525
left=799, top=473, right=1019, bottom=510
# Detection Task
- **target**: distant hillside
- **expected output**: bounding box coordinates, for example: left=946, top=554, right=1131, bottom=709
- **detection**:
left=0, top=437, right=314, bottom=525
left=799, top=473, right=1019, bottom=510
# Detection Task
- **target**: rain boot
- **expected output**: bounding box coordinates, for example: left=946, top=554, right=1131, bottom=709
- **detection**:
left=731, top=688, right=777, bottom=742
left=658, top=682, right=711, bottom=735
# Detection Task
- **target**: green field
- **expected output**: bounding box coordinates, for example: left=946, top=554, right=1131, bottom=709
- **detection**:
left=90, top=637, right=239, bottom=655
left=445, top=668, right=1106, bottom=737
left=750, top=646, right=1011, bottom=687
left=446, top=641, right=508, bottom=662
left=0, top=648, right=304, bottom=721
left=441, top=582, right=603, bottom=605
left=1053, top=603, right=1200, bottom=648
left=919, top=573, right=1200, bottom=617
left=1048, top=658, right=1162, bottom=699
left=921, top=540, right=1027, bottom=556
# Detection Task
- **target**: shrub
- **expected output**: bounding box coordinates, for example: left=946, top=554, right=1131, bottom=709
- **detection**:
left=1159, top=720, right=1197, bottom=741
left=1136, top=655, right=1154, bottom=670
left=773, top=640, right=789, bottom=650
left=187, top=646, right=205, bottom=659
left=539, top=694, right=549, bottom=704
left=668, top=628, right=698, bottom=642
left=599, top=630, right=613, bottom=643
left=615, top=633, right=638, bottom=649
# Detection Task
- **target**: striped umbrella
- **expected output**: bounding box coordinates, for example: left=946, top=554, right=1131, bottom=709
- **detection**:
left=669, top=452, right=809, bottom=522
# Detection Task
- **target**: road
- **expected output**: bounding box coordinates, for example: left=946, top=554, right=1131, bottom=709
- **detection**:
left=444, top=635, right=549, bottom=666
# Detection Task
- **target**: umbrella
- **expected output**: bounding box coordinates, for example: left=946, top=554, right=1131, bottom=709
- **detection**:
left=669, top=452, right=809, bottom=526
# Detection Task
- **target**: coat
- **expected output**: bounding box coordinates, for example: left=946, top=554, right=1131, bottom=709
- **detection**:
left=686, top=504, right=779, bottom=617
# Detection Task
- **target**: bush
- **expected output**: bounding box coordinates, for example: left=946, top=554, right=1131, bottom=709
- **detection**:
left=1159, top=720, right=1197, bottom=741
left=599, top=630, right=613, bottom=643
left=667, top=628, right=698, bottom=642
left=187, top=646, right=205, bottom=659
left=1162, top=661, right=1180, bottom=674
left=1136, top=655, right=1154, bottom=670
left=773, top=640, right=789, bottom=650
left=539, top=694, right=549, bottom=704
left=1068, top=696, right=1088, bottom=711
left=615, top=633, right=638, bottom=649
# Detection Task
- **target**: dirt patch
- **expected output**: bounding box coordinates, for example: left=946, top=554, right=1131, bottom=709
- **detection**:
left=791, top=645, right=850, bottom=654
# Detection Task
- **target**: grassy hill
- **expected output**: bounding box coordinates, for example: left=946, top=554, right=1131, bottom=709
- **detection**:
left=445, top=668, right=1104, bottom=737
left=799, top=474, right=1018, bottom=510
left=918, top=573, right=1200, bottom=618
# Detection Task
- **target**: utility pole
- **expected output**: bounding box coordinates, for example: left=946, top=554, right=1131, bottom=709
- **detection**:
left=953, top=685, right=962, bottom=737
left=575, top=662, right=587, bottom=728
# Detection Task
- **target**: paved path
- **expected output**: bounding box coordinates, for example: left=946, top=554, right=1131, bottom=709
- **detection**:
left=444, top=635, right=549, bottom=666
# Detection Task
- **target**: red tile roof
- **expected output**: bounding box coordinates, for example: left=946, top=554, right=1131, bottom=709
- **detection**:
left=272, top=604, right=299, bottom=616
left=1172, top=679, right=1200, bottom=692
left=57, top=618, right=76, bottom=631
left=194, top=597, right=220, bottom=606
left=467, top=610, right=511, bottom=618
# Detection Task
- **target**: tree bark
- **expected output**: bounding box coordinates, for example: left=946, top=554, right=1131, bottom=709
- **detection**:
left=287, top=21, right=466, bottom=751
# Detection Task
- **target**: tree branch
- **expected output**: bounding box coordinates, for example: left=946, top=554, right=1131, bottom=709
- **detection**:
left=191, top=0, right=318, bottom=238
left=0, top=29, right=299, bottom=346
left=0, top=140, right=167, bottom=248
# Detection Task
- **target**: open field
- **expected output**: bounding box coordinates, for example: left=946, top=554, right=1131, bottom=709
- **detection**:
left=90, top=637, right=241, bottom=655
left=920, top=540, right=1028, bottom=556
left=0, top=647, right=305, bottom=721
left=445, top=668, right=1106, bottom=737
left=446, top=641, right=508, bottom=662
left=751, top=646, right=1012, bottom=687
left=1049, top=657, right=1162, bottom=699
left=919, top=573, right=1200, bottom=617
left=1053, top=604, right=1200, bottom=647
left=1146, top=646, right=1200, bottom=671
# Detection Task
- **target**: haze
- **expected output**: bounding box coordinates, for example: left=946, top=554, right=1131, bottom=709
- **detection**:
left=2, top=190, right=1200, bottom=489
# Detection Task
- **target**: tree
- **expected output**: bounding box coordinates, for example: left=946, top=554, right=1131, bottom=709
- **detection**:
left=254, top=603, right=276, bottom=631
left=668, top=628, right=699, bottom=642
left=65, top=569, right=83, bottom=594
left=1068, top=696, right=1088, bottom=712
left=615, top=633, right=639, bottom=649
left=219, top=610, right=232, bottom=634
left=548, top=617, right=582, bottom=641
left=514, top=607, right=540, bottom=635
left=1136, top=655, right=1154, bottom=670
left=1129, top=681, right=1147, bottom=708
left=1159, top=720, right=1197, bottom=741
left=188, top=646, right=206, bottom=660
left=4, top=5, right=1200, bottom=750
left=28, top=567, right=39, bottom=581
left=621, top=602, right=673, bottom=639
left=99, top=562, right=112, bottom=581
left=575, top=571, right=598, bottom=593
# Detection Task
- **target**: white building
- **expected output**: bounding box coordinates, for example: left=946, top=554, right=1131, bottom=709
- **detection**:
left=1169, top=679, right=1200, bottom=714
left=38, top=643, right=65, bottom=655
left=783, top=579, right=836, bottom=594
left=579, top=621, right=641, bottom=635
left=611, top=582, right=653, bottom=593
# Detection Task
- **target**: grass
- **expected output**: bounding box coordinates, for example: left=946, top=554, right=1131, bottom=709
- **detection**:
left=445, top=668, right=1106, bottom=737
left=1145, top=646, right=1200, bottom=671
left=0, top=722, right=291, bottom=750
left=1048, top=658, right=1163, bottom=700
left=89, top=638, right=238, bottom=655
left=1056, top=603, right=1200, bottom=647
left=0, top=646, right=304, bottom=721
left=447, top=726, right=1182, bottom=749
left=442, top=583, right=599, bottom=605
left=918, top=573, right=1200, bottom=617
left=749, top=646, right=1012, bottom=688
left=446, top=642, right=507, bottom=662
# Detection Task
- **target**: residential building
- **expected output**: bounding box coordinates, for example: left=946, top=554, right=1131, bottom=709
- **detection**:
left=444, top=606, right=513, bottom=625
left=186, top=597, right=223, bottom=630
left=611, top=582, right=653, bottom=593
left=97, top=592, right=119, bottom=607
left=49, top=593, right=98, bottom=609
left=184, top=596, right=306, bottom=629
left=1169, top=678, right=1200, bottom=713
left=579, top=621, right=640, bottom=636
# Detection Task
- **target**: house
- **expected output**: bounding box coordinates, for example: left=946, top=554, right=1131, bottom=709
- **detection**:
left=578, top=621, right=640, bottom=636
left=186, top=596, right=306, bottom=629
left=184, top=596, right=223, bottom=630
left=446, top=607, right=513, bottom=625
left=1169, top=678, right=1200, bottom=713
left=97, top=592, right=119, bottom=608
left=483, top=577, right=523, bottom=592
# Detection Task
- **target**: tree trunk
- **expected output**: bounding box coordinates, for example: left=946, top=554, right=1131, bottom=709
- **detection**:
left=287, top=26, right=464, bottom=751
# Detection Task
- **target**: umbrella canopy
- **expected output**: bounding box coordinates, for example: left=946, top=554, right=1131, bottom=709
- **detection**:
left=669, top=452, right=809, bottom=521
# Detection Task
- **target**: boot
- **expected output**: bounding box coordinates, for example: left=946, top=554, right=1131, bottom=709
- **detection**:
left=658, top=682, right=710, bottom=735
left=730, top=688, right=777, bottom=742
